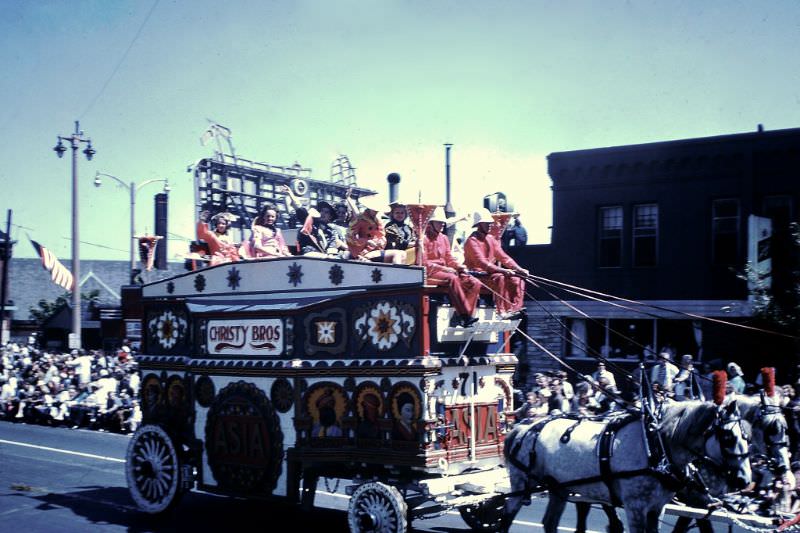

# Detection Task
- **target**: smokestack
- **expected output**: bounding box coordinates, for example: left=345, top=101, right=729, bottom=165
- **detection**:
left=444, top=144, right=454, bottom=218
left=154, top=193, right=168, bottom=270
left=387, top=173, right=401, bottom=203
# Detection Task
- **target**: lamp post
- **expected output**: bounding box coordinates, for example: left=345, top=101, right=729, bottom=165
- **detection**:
left=94, top=172, right=170, bottom=282
left=54, top=121, right=95, bottom=350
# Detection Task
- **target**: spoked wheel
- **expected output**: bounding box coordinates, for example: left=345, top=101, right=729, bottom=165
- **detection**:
left=347, top=482, right=408, bottom=533
left=126, top=424, right=182, bottom=513
left=458, top=496, right=508, bottom=532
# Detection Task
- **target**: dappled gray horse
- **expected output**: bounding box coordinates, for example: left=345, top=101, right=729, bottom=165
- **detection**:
left=574, top=394, right=790, bottom=533
left=503, top=401, right=751, bottom=533
left=735, top=394, right=791, bottom=475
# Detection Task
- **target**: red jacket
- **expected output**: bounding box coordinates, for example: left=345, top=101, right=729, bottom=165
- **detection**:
left=464, top=231, right=520, bottom=274
left=423, top=231, right=461, bottom=273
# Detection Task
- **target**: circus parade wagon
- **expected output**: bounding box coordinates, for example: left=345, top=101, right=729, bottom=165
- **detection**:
left=124, top=252, right=521, bottom=532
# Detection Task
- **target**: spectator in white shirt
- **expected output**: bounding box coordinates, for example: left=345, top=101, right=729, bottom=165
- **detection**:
left=592, top=362, right=617, bottom=389
left=650, top=350, right=679, bottom=395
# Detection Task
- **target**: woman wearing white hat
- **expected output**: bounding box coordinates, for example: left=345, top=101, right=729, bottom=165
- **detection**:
left=423, top=207, right=480, bottom=328
left=464, top=208, right=529, bottom=320
left=345, top=195, right=406, bottom=264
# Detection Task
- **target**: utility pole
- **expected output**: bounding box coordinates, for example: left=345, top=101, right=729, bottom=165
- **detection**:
left=94, top=172, right=170, bottom=283
left=54, top=121, right=95, bottom=350
left=0, top=209, right=12, bottom=344
left=444, top=143, right=454, bottom=219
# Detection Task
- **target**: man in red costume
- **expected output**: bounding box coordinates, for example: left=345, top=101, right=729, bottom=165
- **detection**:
left=423, top=207, right=480, bottom=328
left=464, top=208, right=529, bottom=320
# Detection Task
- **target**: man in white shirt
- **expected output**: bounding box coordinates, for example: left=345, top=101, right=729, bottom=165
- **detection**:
left=592, top=362, right=617, bottom=389
left=67, top=350, right=94, bottom=387
left=650, top=350, right=679, bottom=394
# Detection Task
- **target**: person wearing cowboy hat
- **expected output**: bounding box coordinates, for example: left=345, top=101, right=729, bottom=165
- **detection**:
left=464, top=208, right=529, bottom=320
left=345, top=195, right=406, bottom=264
left=384, top=199, right=416, bottom=253
left=281, top=182, right=349, bottom=257
left=423, top=207, right=481, bottom=328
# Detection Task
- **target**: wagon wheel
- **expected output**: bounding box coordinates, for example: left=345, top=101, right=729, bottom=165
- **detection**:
left=347, top=481, right=408, bottom=533
left=458, top=495, right=508, bottom=532
left=126, top=424, right=182, bottom=514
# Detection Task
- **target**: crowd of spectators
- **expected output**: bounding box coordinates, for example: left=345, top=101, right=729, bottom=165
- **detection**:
left=0, top=341, right=141, bottom=433
left=512, top=349, right=800, bottom=458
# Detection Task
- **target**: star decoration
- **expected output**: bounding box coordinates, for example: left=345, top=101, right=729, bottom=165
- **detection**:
left=194, top=274, right=206, bottom=292
left=227, top=267, right=241, bottom=290
left=328, top=264, right=344, bottom=286
left=166, top=281, right=175, bottom=294
left=287, top=262, right=303, bottom=287
left=316, top=321, right=337, bottom=344
left=371, top=268, right=383, bottom=283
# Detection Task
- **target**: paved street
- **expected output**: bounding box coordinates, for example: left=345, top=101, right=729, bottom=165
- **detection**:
left=0, top=420, right=745, bottom=532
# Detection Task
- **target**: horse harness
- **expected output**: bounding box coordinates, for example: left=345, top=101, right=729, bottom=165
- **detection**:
left=506, top=411, right=685, bottom=506
left=685, top=409, right=750, bottom=482
left=749, top=402, right=788, bottom=473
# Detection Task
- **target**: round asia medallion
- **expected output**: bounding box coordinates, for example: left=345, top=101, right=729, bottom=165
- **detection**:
left=194, top=376, right=215, bottom=408
left=270, top=378, right=294, bottom=414
left=205, top=381, right=283, bottom=494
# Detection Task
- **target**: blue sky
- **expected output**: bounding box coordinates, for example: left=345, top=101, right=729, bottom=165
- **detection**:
left=2, top=0, right=799, bottom=261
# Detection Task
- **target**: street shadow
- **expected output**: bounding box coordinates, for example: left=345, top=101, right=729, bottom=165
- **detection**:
left=21, top=486, right=350, bottom=532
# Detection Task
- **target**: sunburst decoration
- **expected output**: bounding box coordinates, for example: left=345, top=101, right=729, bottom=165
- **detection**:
left=148, top=310, right=188, bottom=350
left=367, top=302, right=401, bottom=350
left=353, top=301, right=417, bottom=351
left=371, top=268, right=382, bottom=283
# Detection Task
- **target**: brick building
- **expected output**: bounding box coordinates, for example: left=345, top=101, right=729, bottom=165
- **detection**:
left=511, top=126, right=800, bottom=388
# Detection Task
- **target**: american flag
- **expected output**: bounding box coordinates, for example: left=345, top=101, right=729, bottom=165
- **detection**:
left=29, top=238, right=74, bottom=291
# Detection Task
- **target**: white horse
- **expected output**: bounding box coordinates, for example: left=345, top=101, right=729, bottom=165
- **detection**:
left=566, top=393, right=791, bottom=533
left=735, top=394, right=791, bottom=475
left=666, top=394, right=792, bottom=532
left=502, top=401, right=751, bottom=533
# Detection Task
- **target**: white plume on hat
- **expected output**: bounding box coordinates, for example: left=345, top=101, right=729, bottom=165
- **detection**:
left=472, top=208, right=495, bottom=227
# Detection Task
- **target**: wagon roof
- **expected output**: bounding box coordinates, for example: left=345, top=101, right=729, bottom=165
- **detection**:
left=141, top=256, right=425, bottom=300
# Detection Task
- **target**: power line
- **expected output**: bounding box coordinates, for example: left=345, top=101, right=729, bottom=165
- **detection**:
left=80, top=0, right=160, bottom=119
left=525, top=273, right=799, bottom=340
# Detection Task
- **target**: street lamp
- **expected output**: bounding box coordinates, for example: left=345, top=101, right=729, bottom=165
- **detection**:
left=53, top=121, right=95, bottom=351
left=94, top=171, right=170, bottom=282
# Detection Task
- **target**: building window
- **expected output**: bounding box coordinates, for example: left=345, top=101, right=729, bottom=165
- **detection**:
left=633, top=204, right=658, bottom=267
left=712, top=199, right=740, bottom=265
left=566, top=317, right=655, bottom=360
left=598, top=206, right=623, bottom=268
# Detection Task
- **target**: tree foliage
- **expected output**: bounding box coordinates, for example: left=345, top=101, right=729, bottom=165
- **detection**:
left=29, top=290, right=102, bottom=325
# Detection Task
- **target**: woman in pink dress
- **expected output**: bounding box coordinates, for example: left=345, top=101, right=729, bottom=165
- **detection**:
left=240, top=204, right=292, bottom=259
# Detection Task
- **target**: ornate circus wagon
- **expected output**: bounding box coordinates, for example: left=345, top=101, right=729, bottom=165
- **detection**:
left=125, top=242, right=519, bottom=533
